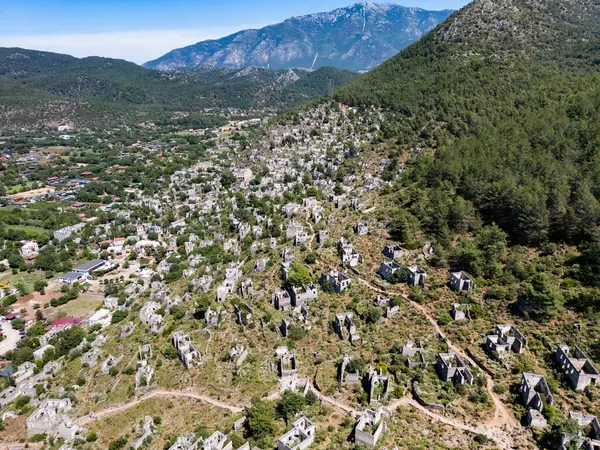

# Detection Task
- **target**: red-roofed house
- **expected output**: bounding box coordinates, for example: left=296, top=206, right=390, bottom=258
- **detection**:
left=44, top=317, right=82, bottom=332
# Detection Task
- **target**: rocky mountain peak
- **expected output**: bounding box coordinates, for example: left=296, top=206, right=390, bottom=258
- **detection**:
left=144, top=3, right=454, bottom=72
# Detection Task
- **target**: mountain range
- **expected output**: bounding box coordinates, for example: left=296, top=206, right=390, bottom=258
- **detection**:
left=144, top=2, right=453, bottom=72
left=0, top=48, right=356, bottom=129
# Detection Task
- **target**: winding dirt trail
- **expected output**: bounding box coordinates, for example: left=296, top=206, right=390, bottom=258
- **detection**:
left=76, top=389, right=246, bottom=426
left=75, top=384, right=516, bottom=448
left=388, top=395, right=515, bottom=447
left=311, top=388, right=357, bottom=414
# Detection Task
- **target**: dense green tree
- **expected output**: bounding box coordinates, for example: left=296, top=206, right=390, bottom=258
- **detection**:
left=111, top=310, right=128, bottom=324
left=247, top=399, right=277, bottom=439
left=53, top=326, right=85, bottom=356
left=346, top=358, right=365, bottom=374
left=10, top=347, right=34, bottom=366
left=519, top=272, right=564, bottom=318
left=286, top=262, right=313, bottom=287
left=277, top=390, right=306, bottom=423
left=388, top=210, right=419, bottom=246
left=577, top=231, right=600, bottom=287
left=33, top=279, right=48, bottom=293
left=220, top=170, right=236, bottom=189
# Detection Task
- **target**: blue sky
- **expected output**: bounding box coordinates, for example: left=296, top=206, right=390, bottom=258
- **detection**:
left=0, top=0, right=470, bottom=64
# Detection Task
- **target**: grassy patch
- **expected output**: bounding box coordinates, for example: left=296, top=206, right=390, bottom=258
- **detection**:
left=90, top=397, right=233, bottom=449
left=48, top=293, right=103, bottom=319
left=3, top=223, right=50, bottom=236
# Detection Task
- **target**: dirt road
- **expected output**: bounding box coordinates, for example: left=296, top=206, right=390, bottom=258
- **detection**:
left=76, top=389, right=246, bottom=426
left=0, top=320, right=21, bottom=356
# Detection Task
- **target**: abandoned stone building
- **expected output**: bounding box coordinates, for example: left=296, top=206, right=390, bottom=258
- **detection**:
left=288, top=283, right=318, bottom=307
left=280, top=319, right=291, bottom=337
left=373, top=295, right=399, bottom=318
left=277, top=416, right=316, bottom=450
left=318, top=230, right=329, bottom=244
left=312, top=206, right=323, bottom=224
left=234, top=303, right=253, bottom=327
left=560, top=412, right=600, bottom=449
left=205, top=308, right=220, bottom=328
left=139, top=301, right=163, bottom=333
left=402, top=341, right=426, bottom=368
left=229, top=344, right=248, bottom=367
left=378, top=260, right=402, bottom=282
left=330, top=194, right=347, bottom=209
left=295, top=231, right=309, bottom=246
left=451, top=303, right=471, bottom=321
left=283, top=203, right=301, bottom=219
left=273, top=288, right=292, bottom=310
left=100, top=354, right=123, bottom=375
left=277, top=347, right=298, bottom=378
left=203, top=430, right=232, bottom=450
left=136, top=344, right=154, bottom=389
left=190, top=275, right=213, bottom=293
left=239, top=279, right=254, bottom=299
left=120, top=321, right=136, bottom=339
left=436, top=352, right=474, bottom=385
left=292, top=304, right=310, bottom=324
left=450, top=271, right=476, bottom=292
left=130, top=416, right=154, bottom=450
left=354, top=221, right=369, bottom=236
left=254, top=258, right=268, bottom=273
left=172, top=331, right=202, bottom=369
left=526, top=409, right=548, bottom=428
left=555, top=345, right=600, bottom=391
left=281, top=261, right=292, bottom=281
left=26, top=398, right=73, bottom=436
left=282, top=247, right=296, bottom=263
left=286, top=221, right=304, bottom=240
left=339, top=354, right=361, bottom=385
left=303, top=196, right=318, bottom=208
left=520, top=372, right=554, bottom=412
left=321, top=269, right=352, bottom=293
left=407, top=266, right=427, bottom=288
left=166, top=432, right=200, bottom=450
left=354, top=407, right=392, bottom=448
left=167, top=429, right=251, bottom=450
left=382, top=244, right=404, bottom=260
left=341, top=246, right=364, bottom=267
left=334, top=312, right=361, bottom=344
left=366, top=367, right=391, bottom=404
left=485, top=324, right=528, bottom=356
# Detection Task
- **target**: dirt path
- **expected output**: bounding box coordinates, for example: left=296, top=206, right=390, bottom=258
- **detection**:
left=310, top=388, right=357, bottom=414
left=305, top=214, right=316, bottom=247
left=388, top=395, right=515, bottom=447
left=0, top=320, right=21, bottom=356
left=0, top=442, right=43, bottom=450
left=76, top=389, right=246, bottom=426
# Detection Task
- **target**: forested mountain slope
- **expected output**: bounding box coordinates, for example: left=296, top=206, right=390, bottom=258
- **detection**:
left=333, top=0, right=600, bottom=248
left=0, top=48, right=357, bottom=128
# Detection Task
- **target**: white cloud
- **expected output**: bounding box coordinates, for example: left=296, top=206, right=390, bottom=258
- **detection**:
left=1, top=27, right=248, bottom=64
